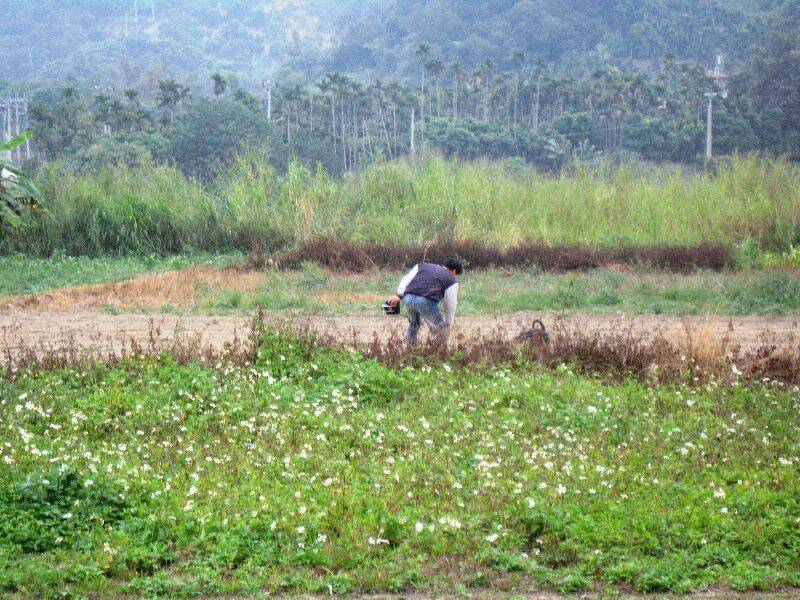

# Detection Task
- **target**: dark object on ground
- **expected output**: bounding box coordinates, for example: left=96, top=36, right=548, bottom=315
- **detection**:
left=264, top=238, right=733, bottom=273
left=382, top=301, right=401, bottom=315
left=518, top=319, right=550, bottom=344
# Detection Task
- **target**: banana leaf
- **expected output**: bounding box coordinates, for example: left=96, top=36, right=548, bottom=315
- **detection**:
left=0, top=131, right=31, bottom=153
left=1, top=132, right=45, bottom=227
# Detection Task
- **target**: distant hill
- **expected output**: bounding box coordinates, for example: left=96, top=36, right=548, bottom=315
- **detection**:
left=0, top=0, right=374, bottom=86
left=0, top=0, right=797, bottom=87
left=323, top=0, right=800, bottom=78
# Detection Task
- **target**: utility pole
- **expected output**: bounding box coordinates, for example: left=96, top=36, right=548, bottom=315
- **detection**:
left=705, top=91, right=717, bottom=160
left=263, top=79, right=273, bottom=121
left=13, top=95, right=20, bottom=162
left=134, top=0, right=139, bottom=36
left=1, top=99, right=8, bottom=160
left=410, top=108, right=416, bottom=157
left=24, top=98, right=30, bottom=161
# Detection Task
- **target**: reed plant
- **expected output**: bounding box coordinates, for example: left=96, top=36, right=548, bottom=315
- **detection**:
left=1, top=153, right=797, bottom=256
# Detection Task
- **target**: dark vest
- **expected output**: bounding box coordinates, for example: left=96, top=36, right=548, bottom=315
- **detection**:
left=404, top=263, right=457, bottom=303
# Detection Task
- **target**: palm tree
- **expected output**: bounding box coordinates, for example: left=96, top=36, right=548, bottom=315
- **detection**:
left=544, top=136, right=571, bottom=170
left=415, top=43, right=431, bottom=144
left=124, top=88, right=140, bottom=105
left=317, top=75, right=335, bottom=144
left=468, top=66, right=481, bottom=120
left=449, top=61, right=463, bottom=122
left=473, top=60, right=494, bottom=121
left=426, top=59, right=444, bottom=118
left=281, top=83, right=304, bottom=145
left=122, top=89, right=148, bottom=132
left=493, top=72, right=511, bottom=125
left=371, top=79, right=393, bottom=158
left=511, top=49, right=526, bottom=133
left=386, top=80, right=405, bottom=156
left=157, top=79, right=189, bottom=125
left=211, top=72, right=227, bottom=97
left=93, top=94, right=113, bottom=133
left=531, top=56, right=548, bottom=128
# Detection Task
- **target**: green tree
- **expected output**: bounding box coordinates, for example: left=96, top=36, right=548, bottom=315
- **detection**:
left=169, top=97, right=284, bottom=179
left=212, top=72, right=228, bottom=97
left=157, top=79, right=190, bottom=125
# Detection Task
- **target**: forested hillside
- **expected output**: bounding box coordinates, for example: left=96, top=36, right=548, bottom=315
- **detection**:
left=3, top=1, right=799, bottom=175
left=0, top=0, right=373, bottom=85
left=325, top=0, right=800, bottom=77
left=2, top=1, right=797, bottom=84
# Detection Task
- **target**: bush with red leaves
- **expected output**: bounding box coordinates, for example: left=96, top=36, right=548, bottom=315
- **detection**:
left=262, top=238, right=732, bottom=273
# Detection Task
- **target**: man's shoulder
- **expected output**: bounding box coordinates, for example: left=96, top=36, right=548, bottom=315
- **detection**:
left=421, top=262, right=447, bottom=273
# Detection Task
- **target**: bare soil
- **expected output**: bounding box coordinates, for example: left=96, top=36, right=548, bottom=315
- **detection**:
left=1, top=309, right=798, bottom=363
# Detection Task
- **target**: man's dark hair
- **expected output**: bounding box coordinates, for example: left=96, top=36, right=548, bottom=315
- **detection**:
left=443, top=257, right=463, bottom=275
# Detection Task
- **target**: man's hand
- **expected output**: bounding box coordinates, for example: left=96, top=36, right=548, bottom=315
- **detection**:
left=387, top=295, right=401, bottom=308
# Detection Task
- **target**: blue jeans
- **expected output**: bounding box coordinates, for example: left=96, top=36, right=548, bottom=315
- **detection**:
left=403, top=294, right=448, bottom=345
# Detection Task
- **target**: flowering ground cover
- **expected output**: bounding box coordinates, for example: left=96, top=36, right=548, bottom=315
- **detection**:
left=1, top=330, right=798, bottom=597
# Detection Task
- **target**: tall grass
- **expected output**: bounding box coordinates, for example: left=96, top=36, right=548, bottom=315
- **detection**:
left=2, top=153, right=798, bottom=256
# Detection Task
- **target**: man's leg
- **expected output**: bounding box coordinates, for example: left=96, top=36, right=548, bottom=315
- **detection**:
left=418, top=298, right=449, bottom=345
left=404, top=296, right=421, bottom=345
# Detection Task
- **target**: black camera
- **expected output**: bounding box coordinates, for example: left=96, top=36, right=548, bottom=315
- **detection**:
left=381, top=301, right=401, bottom=315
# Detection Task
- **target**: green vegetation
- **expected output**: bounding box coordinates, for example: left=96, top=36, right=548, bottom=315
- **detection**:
left=19, top=27, right=800, bottom=179
left=0, top=253, right=238, bottom=297
left=0, top=133, right=45, bottom=228
left=454, top=268, right=800, bottom=317
left=4, top=2, right=791, bottom=80
left=3, top=256, right=800, bottom=317
left=1, top=330, right=798, bottom=596
left=2, top=155, right=798, bottom=257
left=146, top=264, right=800, bottom=318
left=336, top=1, right=797, bottom=81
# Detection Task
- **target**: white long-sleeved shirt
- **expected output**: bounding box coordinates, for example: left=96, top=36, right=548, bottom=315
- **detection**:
left=396, top=264, right=419, bottom=296
left=397, top=264, right=459, bottom=325
left=442, top=283, right=458, bottom=325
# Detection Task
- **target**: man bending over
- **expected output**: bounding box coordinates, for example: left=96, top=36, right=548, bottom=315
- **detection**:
left=387, top=258, right=463, bottom=345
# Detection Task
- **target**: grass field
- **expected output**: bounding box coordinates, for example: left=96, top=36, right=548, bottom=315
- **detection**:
left=2, top=154, right=798, bottom=256
left=193, top=264, right=800, bottom=318
left=3, top=256, right=800, bottom=317
left=1, top=330, right=798, bottom=597
left=0, top=254, right=240, bottom=297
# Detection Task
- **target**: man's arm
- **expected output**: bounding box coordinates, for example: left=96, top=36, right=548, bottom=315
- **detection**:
left=443, top=283, right=458, bottom=325
left=389, top=264, right=419, bottom=307
left=396, top=264, right=419, bottom=297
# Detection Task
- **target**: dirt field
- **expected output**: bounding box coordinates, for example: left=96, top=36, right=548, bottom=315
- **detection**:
left=1, top=308, right=798, bottom=363
left=1, top=266, right=798, bottom=362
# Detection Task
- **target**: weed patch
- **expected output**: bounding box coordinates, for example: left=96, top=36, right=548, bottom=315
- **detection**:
left=0, top=469, right=131, bottom=553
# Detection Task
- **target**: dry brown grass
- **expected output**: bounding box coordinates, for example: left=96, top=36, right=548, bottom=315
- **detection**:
left=263, top=238, right=734, bottom=273
left=299, top=316, right=800, bottom=386
left=0, top=267, right=267, bottom=312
